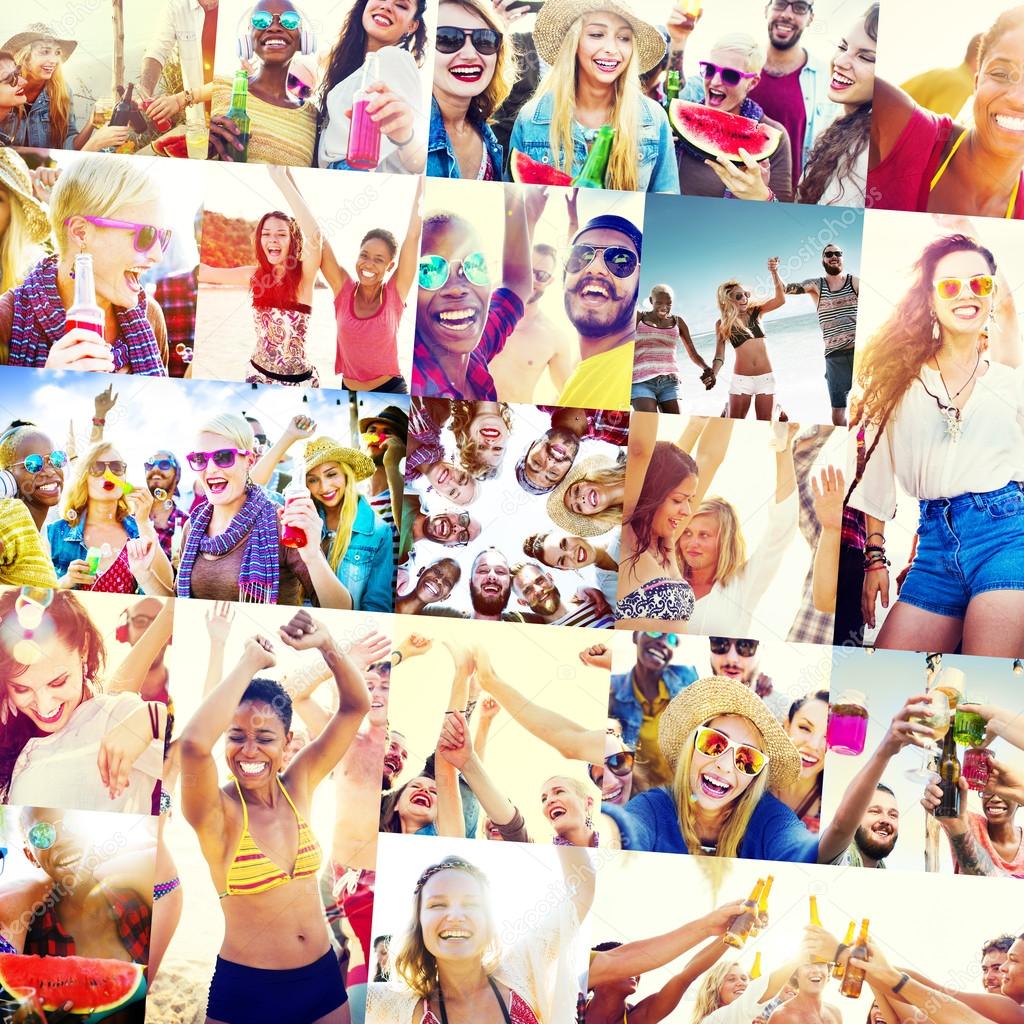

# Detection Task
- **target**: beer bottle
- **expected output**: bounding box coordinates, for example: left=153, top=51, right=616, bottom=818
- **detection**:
left=808, top=896, right=829, bottom=963
left=572, top=125, right=615, bottom=189
left=225, top=69, right=251, bottom=163
left=109, top=83, right=133, bottom=127
left=665, top=69, right=681, bottom=107
left=935, top=728, right=961, bottom=818
left=724, top=879, right=764, bottom=949
left=750, top=952, right=762, bottom=980
left=66, top=253, right=105, bottom=342
left=832, top=921, right=856, bottom=979
left=839, top=919, right=870, bottom=998
left=750, top=874, right=773, bottom=938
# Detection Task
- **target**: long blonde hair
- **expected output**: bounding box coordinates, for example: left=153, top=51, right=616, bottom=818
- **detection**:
left=319, top=462, right=360, bottom=572
left=448, top=401, right=513, bottom=480
left=63, top=441, right=131, bottom=524
left=535, top=13, right=641, bottom=192
left=672, top=725, right=769, bottom=859
left=681, top=496, right=747, bottom=587
left=691, top=961, right=741, bottom=1024
left=14, top=43, right=71, bottom=150
left=716, top=281, right=756, bottom=344
left=0, top=186, right=33, bottom=293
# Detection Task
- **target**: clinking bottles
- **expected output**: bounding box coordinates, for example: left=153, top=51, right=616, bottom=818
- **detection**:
left=724, top=878, right=764, bottom=949
left=833, top=921, right=856, bottom=980
left=109, top=83, right=134, bottom=127
left=280, top=463, right=309, bottom=549
left=226, top=69, right=252, bottom=163
left=935, top=727, right=962, bottom=818
left=749, top=874, right=772, bottom=938
left=839, top=919, right=870, bottom=998
left=66, top=254, right=105, bottom=343
left=750, top=952, right=762, bottom=980
left=808, top=896, right=829, bottom=963
left=347, top=52, right=382, bottom=170
left=572, top=125, right=615, bottom=189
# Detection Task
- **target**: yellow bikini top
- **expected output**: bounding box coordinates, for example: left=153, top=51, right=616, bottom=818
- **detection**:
left=929, top=128, right=1021, bottom=219
left=218, top=774, right=322, bottom=899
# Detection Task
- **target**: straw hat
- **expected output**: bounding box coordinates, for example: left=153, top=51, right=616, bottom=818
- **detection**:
left=546, top=453, right=619, bottom=537
left=657, top=675, right=801, bottom=791
left=2, top=24, right=78, bottom=61
left=303, top=437, right=374, bottom=481
left=533, top=0, right=668, bottom=74
left=0, top=149, right=51, bottom=244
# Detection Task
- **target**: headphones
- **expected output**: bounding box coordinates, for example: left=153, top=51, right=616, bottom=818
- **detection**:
left=116, top=607, right=173, bottom=645
left=236, top=6, right=317, bottom=62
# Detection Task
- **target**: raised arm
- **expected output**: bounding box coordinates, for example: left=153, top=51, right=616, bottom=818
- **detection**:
left=810, top=466, right=844, bottom=613
left=784, top=278, right=821, bottom=302
left=198, top=263, right=255, bottom=287
left=502, top=185, right=535, bottom=305
left=393, top=175, right=424, bottom=303
left=106, top=598, right=174, bottom=694
left=759, top=258, right=787, bottom=315
left=633, top=937, right=732, bottom=1024
left=202, top=602, right=234, bottom=699
left=251, top=414, right=316, bottom=487
left=688, top=417, right=733, bottom=511
left=624, top=410, right=658, bottom=519
left=556, top=844, right=595, bottom=929
left=433, top=641, right=475, bottom=838
left=439, top=709, right=518, bottom=831
left=267, top=165, right=324, bottom=284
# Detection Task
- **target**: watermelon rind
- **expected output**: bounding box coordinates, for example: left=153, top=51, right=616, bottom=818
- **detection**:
left=669, top=99, right=780, bottom=164
left=0, top=954, right=145, bottom=1014
left=509, top=149, right=573, bottom=187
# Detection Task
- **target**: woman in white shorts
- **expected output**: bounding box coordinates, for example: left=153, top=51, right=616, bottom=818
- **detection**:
left=712, top=257, right=787, bottom=420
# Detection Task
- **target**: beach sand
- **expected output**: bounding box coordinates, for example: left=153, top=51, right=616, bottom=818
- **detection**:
left=145, top=958, right=213, bottom=1024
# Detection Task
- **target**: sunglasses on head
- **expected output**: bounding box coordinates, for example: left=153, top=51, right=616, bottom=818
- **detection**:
left=709, top=637, right=759, bottom=657
left=699, top=61, right=758, bottom=87
left=418, top=251, right=490, bottom=290
left=251, top=10, right=302, bottom=31
left=934, top=275, right=994, bottom=300
left=0, top=66, right=22, bottom=88
left=693, top=725, right=768, bottom=777
left=64, top=216, right=173, bottom=255
left=89, top=459, right=126, bottom=477
left=145, top=457, right=178, bottom=473
left=435, top=25, right=501, bottom=55
left=186, top=448, right=250, bottom=470
left=643, top=631, right=679, bottom=647
left=12, top=450, right=67, bottom=474
left=287, top=73, right=313, bottom=100
left=565, top=244, right=638, bottom=279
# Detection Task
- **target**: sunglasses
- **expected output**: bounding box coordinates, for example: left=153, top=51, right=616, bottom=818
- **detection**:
left=287, top=73, right=313, bottom=100
left=64, top=216, right=173, bottom=255
left=89, top=460, right=127, bottom=477
left=699, top=61, right=758, bottom=87
left=693, top=725, right=768, bottom=777
left=731, top=289, right=751, bottom=301
left=934, top=275, right=994, bottom=300
left=770, top=0, right=813, bottom=13
left=11, top=450, right=67, bottom=474
left=26, top=820, right=66, bottom=850
left=129, top=614, right=156, bottom=630
left=435, top=26, right=501, bottom=55
left=643, top=631, right=679, bottom=647
left=251, top=10, right=302, bottom=30
left=186, top=448, right=250, bottom=470
left=823, top=249, right=843, bottom=257
left=0, top=66, right=22, bottom=88
left=144, top=458, right=178, bottom=472
left=565, top=244, right=638, bottom=279
left=533, top=269, right=552, bottom=284
left=588, top=751, right=636, bottom=785
left=419, top=251, right=490, bottom=290
left=709, top=637, right=759, bottom=657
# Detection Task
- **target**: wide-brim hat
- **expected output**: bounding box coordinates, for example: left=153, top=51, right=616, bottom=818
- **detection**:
left=0, top=149, right=51, bottom=245
left=2, top=24, right=78, bottom=61
left=358, top=404, right=408, bottom=436
left=657, top=675, right=801, bottom=791
left=546, top=453, right=618, bottom=537
left=533, top=0, right=668, bottom=74
left=303, top=437, right=375, bottom=481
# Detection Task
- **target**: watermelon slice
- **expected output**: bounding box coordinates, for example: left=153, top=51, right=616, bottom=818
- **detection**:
left=152, top=132, right=189, bottom=159
left=669, top=100, right=781, bottom=163
left=0, top=954, right=145, bottom=1014
left=509, top=149, right=573, bottom=187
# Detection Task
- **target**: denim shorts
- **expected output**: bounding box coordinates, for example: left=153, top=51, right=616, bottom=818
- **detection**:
left=899, top=482, right=1024, bottom=619
left=631, top=373, right=680, bottom=403
left=825, top=348, right=854, bottom=408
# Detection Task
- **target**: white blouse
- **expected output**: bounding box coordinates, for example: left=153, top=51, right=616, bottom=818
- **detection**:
left=848, top=362, right=1024, bottom=521
left=10, top=692, right=164, bottom=815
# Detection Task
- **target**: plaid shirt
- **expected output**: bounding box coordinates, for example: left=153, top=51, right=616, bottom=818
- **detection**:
left=411, top=288, right=524, bottom=400
left=155, top=270, right=198, bottom=378
left=26, top=883, right=151, bottom=963
left=537, top=407, right=630, bottom=447
left=787, top=428, right=836, bottom=646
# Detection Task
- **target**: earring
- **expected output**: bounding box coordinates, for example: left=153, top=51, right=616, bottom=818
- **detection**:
left=584, top=810, right=594, bottom=830
left=65, top=507, right=77, bottom=522
left=930, top=313, right=940, bottom=342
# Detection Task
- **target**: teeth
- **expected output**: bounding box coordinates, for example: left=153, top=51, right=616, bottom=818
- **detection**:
left=996, top=114, right=1024, bottom=132
left=35, top=703, right=64, bottom=722
left=440, top=930, right=471, bottom=939
left=832, top=72, right=853, bottom=86
left=701, top=773, right=729, bottom=795
left=239, top=761, right=265, bottom=775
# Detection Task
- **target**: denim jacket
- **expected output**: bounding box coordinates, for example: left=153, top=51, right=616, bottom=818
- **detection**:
left=609, top=663, right=697, bottom=747
left=323, top=495, right=394, bottom=612
left=1, top=83, right=80, bottom=149
left=47, top=512, right=140, bottom=583
left=427, top=96, right=505, bottom=180
left=506, top=92, right=680, bottom=194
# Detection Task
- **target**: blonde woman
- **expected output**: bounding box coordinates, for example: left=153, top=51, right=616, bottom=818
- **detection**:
left=0, top=154, right=171, bottom=374
left=508, top=0, right=679, bottom=193
left=428, top=0, right=513, bottom=179
left=448, top=400, right=514, bottom=479
left=47, top=441, right=173, bottom=595
left=690, top=953, right=804, bottom=1024
left=546, top=453, right=627, bottom=539
left=0, top=140, right=51, bottom=295
left=711, top=258, right=787, bottom=420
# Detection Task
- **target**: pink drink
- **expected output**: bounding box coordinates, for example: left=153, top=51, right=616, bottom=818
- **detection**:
left=280, top=471, right=308, bottom=549
left=826, top=692, right=869, bottom=756
left=962, top=748, right=992, bottom=792
left=65, top=318, right=105, bottom=341
left=67, top=253, right=106, bottom=343
left=346, top=52, right=382, bottom=171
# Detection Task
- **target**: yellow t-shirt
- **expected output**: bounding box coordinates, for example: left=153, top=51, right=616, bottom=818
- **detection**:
left=900, top=63, right=974, bottom=119
left=0, top=499, right=58, bottom=589
left=556, top=342, right=634, bottom=411
left=211, top=76, right=317, bottom=167
left=633, top=674, right=673, bottom=788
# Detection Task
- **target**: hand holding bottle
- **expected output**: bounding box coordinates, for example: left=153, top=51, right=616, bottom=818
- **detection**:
left=45, top=330, right=115, bottom=373
left=667, top=2, right=702, bottom=42
left=279, top=494, right=320, bottom=560
left=703, top=899, right=749, bottom=936
left=921, top=774, right=969, bottom=832
left=347, top=82, right=416, bottom=147
left=802, top=923, right=840, bottom=964
left=208, top=115, right=246, bottom=161
left=60, top=559, right=99, bottom=588
left=83, top=124, right=132, bottom=153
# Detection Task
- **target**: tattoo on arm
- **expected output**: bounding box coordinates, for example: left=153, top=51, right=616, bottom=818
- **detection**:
left=784, top=283, right=807, bottom=295
left=668, top=48, right=685, bottom=74
left=948, top=830, right=999, bottom=877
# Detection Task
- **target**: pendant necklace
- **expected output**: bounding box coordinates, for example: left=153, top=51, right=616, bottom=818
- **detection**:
left=917, top=350, right=981, bottom=443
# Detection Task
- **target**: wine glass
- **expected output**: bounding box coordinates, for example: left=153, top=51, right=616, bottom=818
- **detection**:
left=904, top=690, right=950, bottom=782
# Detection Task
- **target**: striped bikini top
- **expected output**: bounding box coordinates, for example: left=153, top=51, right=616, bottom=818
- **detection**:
left=218, top=774, right=322, bottom=899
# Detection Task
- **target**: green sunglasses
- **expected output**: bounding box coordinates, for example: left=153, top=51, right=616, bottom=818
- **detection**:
left=27, top=821, right=62, bottom=850
left=251, top=10, right=301, bottom=31
left=419, top=252, right=490, bottom=291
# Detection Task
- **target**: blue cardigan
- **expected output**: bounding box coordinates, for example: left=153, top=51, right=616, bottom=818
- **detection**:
left=603, top=786, right=819, bottom=862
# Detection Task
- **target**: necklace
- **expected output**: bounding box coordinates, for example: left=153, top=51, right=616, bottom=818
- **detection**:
left=917, top=350, right=982, bottom=443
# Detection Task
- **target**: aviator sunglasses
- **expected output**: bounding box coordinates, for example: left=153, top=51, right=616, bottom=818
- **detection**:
left=418, top=252, right=490, bottom=290
left=565, top=244, right=638, bottom=278
left=10, top=450, right=67, bottom=474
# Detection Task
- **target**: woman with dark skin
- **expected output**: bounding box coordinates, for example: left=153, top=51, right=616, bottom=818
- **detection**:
left=0, top=425, right=65, bottom=530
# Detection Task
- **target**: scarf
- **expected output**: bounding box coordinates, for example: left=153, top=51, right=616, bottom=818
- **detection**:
left=553, top=832, right=599, bottom=847
left=176, top=484, right=280, bottom=603
left=677, top=94, right=767, bottom=199
left=8, top=255, right=167, bottom=375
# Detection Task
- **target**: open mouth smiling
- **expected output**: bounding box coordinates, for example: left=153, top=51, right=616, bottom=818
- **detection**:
left=831, top=70, right=855, bottom=91
left=593, top=57, right=621, bottom=73
left=994, top=113, right=1024, bottom=134
left=547, top=803, right=568, bottom=822
left=699, top=772, right=733, bottom=799
left=410, top=790, right=434, bottom=809
left=576, top=276, right=613, bottom=305
left=239, top=760, right=268, bottom=776
left=435, top=307, right=480, bottom=332
left=951, top=302, right=981, bottom=320
left=371, top=11, right=394, bottom=27
left=33, top=703, right=65, bottom=724
left=449, top=63, right=483, bottom=83
left=205, top=475, right=230, bottom=495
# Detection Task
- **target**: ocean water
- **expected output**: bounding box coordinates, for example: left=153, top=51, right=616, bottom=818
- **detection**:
left=657, top=311, right=838, bottom=422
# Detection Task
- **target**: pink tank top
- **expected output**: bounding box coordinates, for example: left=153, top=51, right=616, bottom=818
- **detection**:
left=633, top=319, right=681, bottom=382
left=334, top=276, right=403, bottom=380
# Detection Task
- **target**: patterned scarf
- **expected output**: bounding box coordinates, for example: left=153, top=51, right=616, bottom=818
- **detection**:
left=677, top=95, right=767, bottom=199
left=8, top=255, right=167, bottom=375
left=176, top=484, right=280, bottom=603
